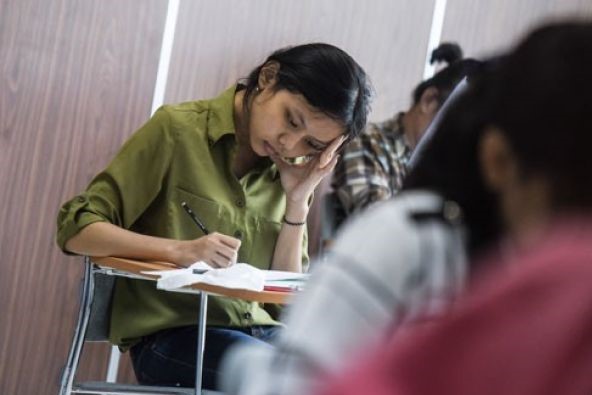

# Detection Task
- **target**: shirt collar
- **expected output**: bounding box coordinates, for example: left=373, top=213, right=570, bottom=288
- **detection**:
left=206, top=84, right=239, bottom=144
left=206, top=84, right=280, bottom=180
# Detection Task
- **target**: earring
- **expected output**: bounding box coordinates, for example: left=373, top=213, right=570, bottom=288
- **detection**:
left=255, top=86, right=261, bottom=93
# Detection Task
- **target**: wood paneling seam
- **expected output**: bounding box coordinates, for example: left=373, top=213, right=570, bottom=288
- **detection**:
left=151, top=0, right=180, bottom=115
left=423, top=0, right=448, bottom=79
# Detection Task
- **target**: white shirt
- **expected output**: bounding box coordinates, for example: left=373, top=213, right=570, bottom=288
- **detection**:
left=222, top=190, right=467, bottom=395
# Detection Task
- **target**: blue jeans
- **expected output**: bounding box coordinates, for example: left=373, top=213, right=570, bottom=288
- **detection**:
left=130, top=325, right=281, bottom=390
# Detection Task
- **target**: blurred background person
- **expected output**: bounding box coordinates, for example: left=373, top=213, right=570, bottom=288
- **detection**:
left=331, top=43, right=481, bottom=221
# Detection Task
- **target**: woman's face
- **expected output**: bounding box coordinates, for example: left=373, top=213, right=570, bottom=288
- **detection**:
left=480, top=127, right=551, bottom=244
left=248, top=87, right=345, bottom=162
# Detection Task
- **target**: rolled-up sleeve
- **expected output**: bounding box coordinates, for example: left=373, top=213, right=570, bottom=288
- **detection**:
left=56, top=107, right=175, bottom=253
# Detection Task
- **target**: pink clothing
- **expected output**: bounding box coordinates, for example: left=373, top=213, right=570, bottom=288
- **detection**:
left=319, top=218, right=592, bottom=395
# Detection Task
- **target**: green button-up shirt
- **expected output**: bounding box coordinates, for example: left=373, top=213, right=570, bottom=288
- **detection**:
left=57, top=85, right=308, bottom=347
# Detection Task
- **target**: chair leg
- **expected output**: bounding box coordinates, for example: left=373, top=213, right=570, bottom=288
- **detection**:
left=194, top=293, right=208, bottom=395
left=58, top=257, right=95, bottom=395
left=106, top=345, right=121, bottom=383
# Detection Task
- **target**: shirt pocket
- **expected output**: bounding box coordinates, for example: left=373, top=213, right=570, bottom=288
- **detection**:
left=173, top=187, right=221, bottom=239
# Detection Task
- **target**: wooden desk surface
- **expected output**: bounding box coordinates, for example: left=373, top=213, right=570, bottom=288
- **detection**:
left=92, top=256, right=294, bottom=304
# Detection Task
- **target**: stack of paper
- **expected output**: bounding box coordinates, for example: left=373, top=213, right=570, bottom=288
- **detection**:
left=263, top=270, right=309, bottom=292
left=142, top=262, right=309, bottom=293
left=142, top=261, right=265, bottom=291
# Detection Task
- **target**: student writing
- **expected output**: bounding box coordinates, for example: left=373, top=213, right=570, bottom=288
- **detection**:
left=56, top=43, right=372, bottom=390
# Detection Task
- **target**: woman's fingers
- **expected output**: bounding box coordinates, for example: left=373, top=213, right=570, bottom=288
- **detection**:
left=276, top=134, right=345, bottom=171
left=320, top=153, right=340, bottom=176
left=320, top=135, right=346, bottom=168
left=186, top=232, right=240, bottom=268
left=210, top=255, right=230, bottom=268
left=217, top=233, right=242, bottom=249
left=212, top=234, right=239, bottom=266
left=215, top=243, right=238, bottom=262
left=206, top=247, right=236, bottom=268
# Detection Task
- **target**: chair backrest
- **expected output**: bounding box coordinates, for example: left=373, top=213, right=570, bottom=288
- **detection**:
left=408, top=78, right=468, bottom=169
left=319, top=192, right=346, bottom=255
left=85, top=269, right=116, bottom=341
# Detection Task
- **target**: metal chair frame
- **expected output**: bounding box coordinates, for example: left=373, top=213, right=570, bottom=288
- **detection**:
left=58, top=257, right=217, bottom=395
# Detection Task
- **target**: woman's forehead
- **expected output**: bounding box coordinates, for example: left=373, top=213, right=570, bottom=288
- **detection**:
left=281, top=91, right=344, bottom=134
left=279, top=90, right=322, bottom=116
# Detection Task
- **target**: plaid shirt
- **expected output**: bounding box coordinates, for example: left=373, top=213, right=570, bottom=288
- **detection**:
left=332, top=112, right=412, bottom=215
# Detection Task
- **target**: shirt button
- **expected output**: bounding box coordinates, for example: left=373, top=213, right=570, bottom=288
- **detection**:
left=233, top=230, right=243, bottom=239
left=236, top=199, right=244, bottom=208
left=244, top=312, right=252, bottom=320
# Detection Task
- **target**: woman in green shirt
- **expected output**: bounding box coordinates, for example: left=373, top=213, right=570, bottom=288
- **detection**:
left=57, top=43, right=372, bottom=389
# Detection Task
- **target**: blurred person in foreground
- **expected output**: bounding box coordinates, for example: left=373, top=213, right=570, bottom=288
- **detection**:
left=319, top=21, right=592, bottom=395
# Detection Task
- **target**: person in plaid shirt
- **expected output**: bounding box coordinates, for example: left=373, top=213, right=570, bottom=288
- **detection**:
left=332, top=43, right=481, bottom=217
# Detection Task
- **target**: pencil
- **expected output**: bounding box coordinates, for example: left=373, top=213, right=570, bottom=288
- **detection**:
left=181, top=201, right=210, bottom=235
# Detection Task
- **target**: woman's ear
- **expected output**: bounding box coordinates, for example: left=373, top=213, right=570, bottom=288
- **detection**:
left=258, top=61, right=280, bottom=90
left=419, top=86, right=440, bottom=116
left=479, top=126, right=516, bottom=192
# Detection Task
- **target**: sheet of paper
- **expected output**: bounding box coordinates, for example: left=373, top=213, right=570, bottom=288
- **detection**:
left=143, top=261, right=265, bottom=291
left=142, top=262, right=309, bottom=292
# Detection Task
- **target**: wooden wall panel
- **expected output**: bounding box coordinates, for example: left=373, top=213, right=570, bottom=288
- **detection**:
left=442, top=0, right=592, bottom=58
left=166, top=0, right=435, bottom=122
left=165, top=0, right=435, bottom=257
left=0, top=1, right=166, bottom=393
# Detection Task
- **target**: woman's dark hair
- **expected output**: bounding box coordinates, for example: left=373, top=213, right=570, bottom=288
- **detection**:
left=242, top=43, right=373, bottom=139
left=413, top=43, right=482, bottom=106
left=487, top=21, right=592, bottom=210
left=430, top=42, right=463, bottom=65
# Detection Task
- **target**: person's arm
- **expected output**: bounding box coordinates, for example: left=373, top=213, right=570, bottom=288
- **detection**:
left=331, top=132, right=392, bottom=215
left=65, top=221, right=178, bottom=261
left=270, top=199, right=310, bottom=272
left=269, top=136, right=345, bottom=272
left=65, top=222, right=240, bottom=267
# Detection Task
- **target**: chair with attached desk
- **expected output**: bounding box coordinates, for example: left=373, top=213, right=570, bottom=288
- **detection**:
left=58, top=256, right=222, bottom=395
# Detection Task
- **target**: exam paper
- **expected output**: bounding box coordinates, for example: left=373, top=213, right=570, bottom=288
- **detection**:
left=142, top=261, right=265, bottom=291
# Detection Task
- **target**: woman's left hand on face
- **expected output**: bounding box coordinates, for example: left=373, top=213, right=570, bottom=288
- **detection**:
left=271, top=135, right=346, bottom=205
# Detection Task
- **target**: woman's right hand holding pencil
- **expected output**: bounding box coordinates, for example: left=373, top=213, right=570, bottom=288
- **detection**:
left=171, top=233, right=241, bottom=269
